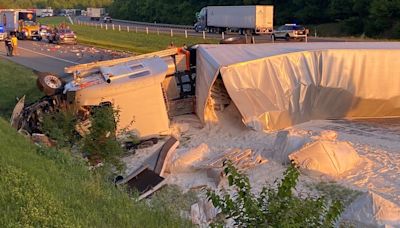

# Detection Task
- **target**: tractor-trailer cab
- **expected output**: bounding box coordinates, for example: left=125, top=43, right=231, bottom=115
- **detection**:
left=0, top=9, right=41, bottom=40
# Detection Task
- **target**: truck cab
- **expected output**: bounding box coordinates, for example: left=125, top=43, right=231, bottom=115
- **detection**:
left=0, top=10, right=41, bottom=40
left=194, top=8, right=207, bottom=32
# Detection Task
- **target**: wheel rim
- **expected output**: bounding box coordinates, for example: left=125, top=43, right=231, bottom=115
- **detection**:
left=44, top=75, right=62, bottom=89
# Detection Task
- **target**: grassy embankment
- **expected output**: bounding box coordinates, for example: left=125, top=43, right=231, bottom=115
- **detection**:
left=0, top=58, right=191, bottom=227
left=39, top=16, right=218, bottom=54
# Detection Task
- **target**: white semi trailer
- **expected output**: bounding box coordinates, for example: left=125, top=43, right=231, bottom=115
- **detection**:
left=87, top=8, right=105, bottom=21
left=194, top=5, right=274, bottom=35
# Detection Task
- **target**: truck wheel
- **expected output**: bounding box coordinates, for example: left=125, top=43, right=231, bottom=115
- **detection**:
left=36, top=72, right=65, bottom=96
left=285, top=34, right=290, bottom=41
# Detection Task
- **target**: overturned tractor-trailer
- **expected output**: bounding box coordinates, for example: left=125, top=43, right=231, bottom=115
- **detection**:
left=12, top=42, right=400, bottom=139
left=13, top=47, right=196, bottom=139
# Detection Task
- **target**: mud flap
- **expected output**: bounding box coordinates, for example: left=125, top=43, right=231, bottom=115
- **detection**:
left=10, top=96, right=25, bottom=129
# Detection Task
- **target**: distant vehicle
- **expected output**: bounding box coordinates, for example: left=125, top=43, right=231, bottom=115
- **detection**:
left=39, top=25, right=48, bottom=38
left=194, top=5, right=274, bottom=35
left=47, top=28, right=77, bottom=44
left=272, top=24, right=308, bottom=41
left=35, top=8, right=53, bottom=17
left=87, top=8, right=105, bottom=21
left=0, top=9, right=41, bottom=40
left=58, top=13, right=66, bottom=17
left=0, top=25, right=6, bottom=40
left=103, top=16, right=112, bottom=23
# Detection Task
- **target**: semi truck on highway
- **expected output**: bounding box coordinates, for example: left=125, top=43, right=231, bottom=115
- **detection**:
left=87, top=8, right=105, bottom=21
left=35, top=8, right=54, bottom=17
left=0, top=9, right=41, bottom=40
left=194, top=5, right=274, bottom=35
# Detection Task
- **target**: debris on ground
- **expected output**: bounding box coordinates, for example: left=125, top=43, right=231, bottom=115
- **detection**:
left=31, top=133, right=56, bottom=147
left=341, top=191, right=400, bottom=227
left=289, top=139, right=361, bottom=177
left=116, top=137, right=179, bottom=200
left=190, top=198, right=219, bottom=226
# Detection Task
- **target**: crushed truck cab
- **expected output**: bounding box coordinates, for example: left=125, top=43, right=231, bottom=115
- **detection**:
left=64, top=57, right=171, bottom=137
left=14, top=47, right=194, bottom=139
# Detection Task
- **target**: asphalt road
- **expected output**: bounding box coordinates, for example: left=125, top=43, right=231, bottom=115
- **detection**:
left=0, top=27, right=362, bottom=78
left=0, top=39, right=128, bottom=76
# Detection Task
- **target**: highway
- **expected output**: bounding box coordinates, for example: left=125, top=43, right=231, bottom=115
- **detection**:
left=0, top=25, right=359, bottom=78
left=0, top=39, right=128, bottom=76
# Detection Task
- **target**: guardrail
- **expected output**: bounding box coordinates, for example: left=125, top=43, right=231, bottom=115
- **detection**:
left=111, top=18, right=193, bottom=30
left=74, top=19, right=220, bottom=40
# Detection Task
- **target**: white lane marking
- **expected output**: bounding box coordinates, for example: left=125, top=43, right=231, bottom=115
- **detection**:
left=19, top=46, right=79, bottom=65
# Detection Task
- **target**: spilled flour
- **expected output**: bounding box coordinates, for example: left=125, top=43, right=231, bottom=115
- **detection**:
left=123, top=104, right=400, bottom=226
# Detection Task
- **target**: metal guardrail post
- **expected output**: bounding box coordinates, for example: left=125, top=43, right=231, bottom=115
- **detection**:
left=146, top=27, right=149, bottom=34
left=136, top=27, right=138, bottom=33
left=203, top=31, right=205, bottom=39
left=127, top=26, right=129, bottom=32
left=185, top=30, right=188, bottom=38
left=112, top=24, right=115, bottom=30
left=106, top=24, right=108, bottom=30
left=245, top=34, right=248, bottom=43
left=170, top=29, right=173, bottom=37
left=119, top=25, right=121, bottom=31
left=101, top=23, right=103, bottom=29
left=222, top=32, right=225, bottom=40
left=157, top=28, right=160, bottom=35
left=252, top=36, right=255, bottom=44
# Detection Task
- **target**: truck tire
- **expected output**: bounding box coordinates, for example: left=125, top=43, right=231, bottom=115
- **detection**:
left=285, top=34, right=290, bottom=41
left=36, top=72, right=65, bottom=96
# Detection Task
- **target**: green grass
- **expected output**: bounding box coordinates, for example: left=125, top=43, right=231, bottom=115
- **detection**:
left=39, top=17, right=218, bottom=54
left=0, top=119, right=192, bottom=227
left=0, top=59, right=42, bottom=118
left=0, top=59, right=192, bottom=227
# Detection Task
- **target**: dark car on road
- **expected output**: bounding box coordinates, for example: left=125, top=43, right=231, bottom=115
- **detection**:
left=47, top=28, right=77, bottom=45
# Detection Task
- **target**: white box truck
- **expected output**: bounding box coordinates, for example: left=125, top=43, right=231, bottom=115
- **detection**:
left=36, top=8, right=53, bottom=17
left=87, top=8, right=105, bottom=21
left=194, top=5, right=274, bottom=35
left=0, top=9, right=41, bottom=40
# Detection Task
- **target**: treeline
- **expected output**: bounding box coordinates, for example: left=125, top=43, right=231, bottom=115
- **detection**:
left=0, top=0, right=111, bottom=10
left=109, top=0, right=400, bottom=38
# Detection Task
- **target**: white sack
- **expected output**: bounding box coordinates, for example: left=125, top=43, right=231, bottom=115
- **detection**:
left=169, top=143, right=210, bottom=173
left=342, top=191, right=400, bottom=227
left=289, top=140, right=361, bottom=176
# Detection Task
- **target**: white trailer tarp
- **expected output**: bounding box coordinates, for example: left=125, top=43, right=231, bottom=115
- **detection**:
left=196, top=43, right=400, bottom=131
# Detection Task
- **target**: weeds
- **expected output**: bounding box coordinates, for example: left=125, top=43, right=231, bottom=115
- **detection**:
left=42, top=110, right=78, bottom=148
left=207, top=162, right=344, bottom=227
left=81, top=105, right=124, bottom=171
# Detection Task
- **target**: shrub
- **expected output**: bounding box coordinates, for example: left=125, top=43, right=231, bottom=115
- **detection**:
left=42, top=110, right=78, bottom=148
left=207, top=162, right=343, bottom=227
left=81, top=105, right=124, bottom=170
